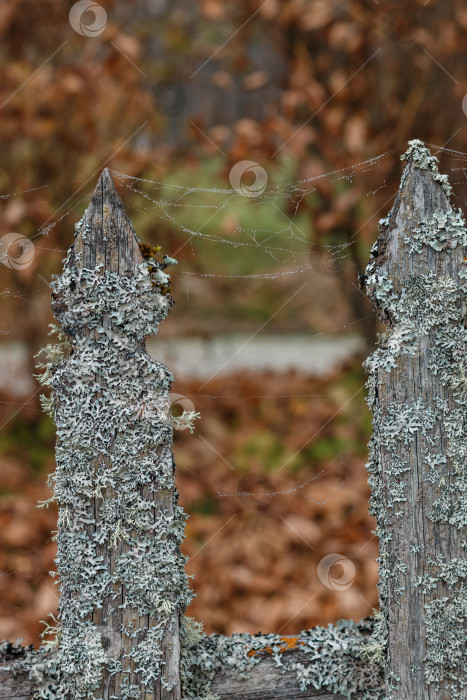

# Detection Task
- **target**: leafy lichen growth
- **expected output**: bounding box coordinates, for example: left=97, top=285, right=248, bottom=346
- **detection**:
left=364, top=141, right=467, bottom=698
left=180, top=617, right=384, bottom=699
left=27, top=217, right=193, bottom=698
left=138, top=242, right=177, bottom=295
left=401, top=139, right=452, bottom=198
left=4, top=146, right=466, bottom=699
left=403, top=209, right=467, bottom=254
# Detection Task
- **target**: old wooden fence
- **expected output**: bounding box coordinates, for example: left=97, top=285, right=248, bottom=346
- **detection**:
left=0, top=140, right=465, bottom=699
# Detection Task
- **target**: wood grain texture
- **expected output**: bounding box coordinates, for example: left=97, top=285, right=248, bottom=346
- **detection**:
left=0, top=647, right=34, bottom=700
left=0, top=667, right=33, bottom=699
left=0, top=647, right=364, bottom=700
left=55, top=169, right=181, bottom=699
left=210, top=648, right=365, bottom=699
left=365, top=151, right=466, bottom=698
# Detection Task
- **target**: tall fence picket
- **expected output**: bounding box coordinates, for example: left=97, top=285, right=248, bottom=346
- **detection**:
left=47, top=169, right=189, bottom=699
left=363, top=140, right=467, bottom=699
left=0, top=142, right=465, bottom=700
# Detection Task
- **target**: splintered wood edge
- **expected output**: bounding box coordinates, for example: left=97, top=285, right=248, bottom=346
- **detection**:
left=72, top=167, right=144, bottom=274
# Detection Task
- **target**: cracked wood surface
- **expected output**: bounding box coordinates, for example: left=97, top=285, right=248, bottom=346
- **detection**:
left=365, top=151, right=466, bottom=698
left=52, top=169, right=181, bottom=700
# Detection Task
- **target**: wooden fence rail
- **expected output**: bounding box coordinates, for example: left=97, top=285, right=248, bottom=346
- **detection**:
left=0, top=141, right=465, bottom=699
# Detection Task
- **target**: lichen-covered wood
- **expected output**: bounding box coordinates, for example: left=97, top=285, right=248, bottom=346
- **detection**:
left=363, top=141, right=467, bottom=699
left=0, top=669, right=33, bottom=700
left=1, top=620, right=385, bottom=700
left=0, top=643, right=34, bottom=699
left=1, top=145, right=465, bottom=699
left=181, top=619, right=384, bottom=698
left=31, top=169, right=190, bottom=699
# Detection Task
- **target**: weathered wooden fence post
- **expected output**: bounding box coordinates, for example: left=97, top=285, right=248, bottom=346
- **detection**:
left=1, top=143, right=466, bottom=700
left=363, top=140, right=467, bottom=699
left=47, top=168, right=190, bottom=699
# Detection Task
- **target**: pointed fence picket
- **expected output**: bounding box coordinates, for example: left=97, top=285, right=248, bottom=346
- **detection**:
left=0, top=141, right=465, bottom=700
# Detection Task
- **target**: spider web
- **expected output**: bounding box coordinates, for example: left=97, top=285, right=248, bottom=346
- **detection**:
left=108, top=149, right=394, bottom=282
left=2, top=143, right=466, bottom=505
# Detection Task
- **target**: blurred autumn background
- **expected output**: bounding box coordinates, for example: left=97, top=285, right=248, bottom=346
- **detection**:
left=1, top=0, right=467, bottom=646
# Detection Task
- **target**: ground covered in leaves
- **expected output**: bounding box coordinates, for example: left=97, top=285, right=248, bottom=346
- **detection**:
left=0, top=360, right=378, bottom=646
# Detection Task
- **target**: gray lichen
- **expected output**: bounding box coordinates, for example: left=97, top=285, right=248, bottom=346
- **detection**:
left=364, top=140, right=467, bottom=698
left=180, top=617, right=384, bottom=700
left=365, top=271, right=462, bottom=373
left=4, top=145, right=466, bottom=699
left=423, top=596, right=467, bottom=691
left=403, top=209, right=467, bottom=254
left=401, top=139, right=452, bottom=198
left=28, top=222, right=193, bottom=698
